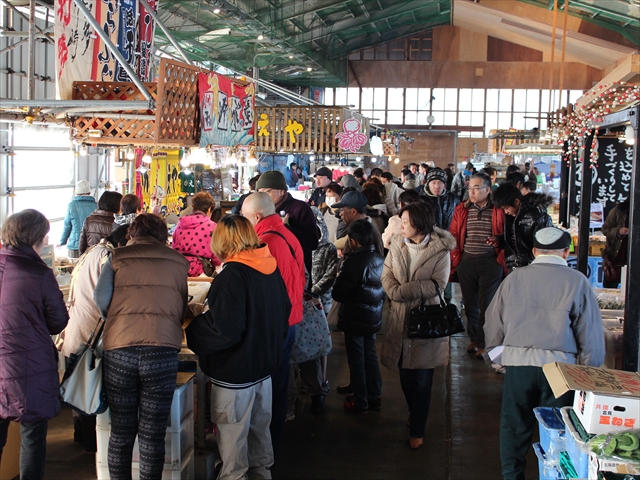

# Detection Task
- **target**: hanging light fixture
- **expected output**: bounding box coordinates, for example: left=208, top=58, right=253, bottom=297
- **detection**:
left=79, top=143, right=88, bottom=156
left=180, top=149, right=191, bottom=167
left=394, top=157, right=400, bottom=164
left=126, top=145, right=135, bottom=160
left=625, top=124, right=635, bottom=145
left=371, top=157, right=377, bottom=163
left=246, top=147, right=258, bottom=166
left=225, top=146, right=237, bottom=165
left=142, top=150, right=152, bottom=164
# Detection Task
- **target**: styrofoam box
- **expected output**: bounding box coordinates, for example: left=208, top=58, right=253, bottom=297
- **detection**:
left=97, top=412, right=193, bottom=465
left=559, top=407, right=590, bottom=480
left=97, top=377, right=194, bottom=431
left=574, top=390, right=640, bottom=435
left=96, top=448, right=194, bottom=480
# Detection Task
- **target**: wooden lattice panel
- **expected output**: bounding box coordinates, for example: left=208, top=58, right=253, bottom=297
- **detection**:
left=154, top=59, right=200, bottom=146
left=72, top=81, right=158, bottom=145
left=255, top=106, right=344, bottom=153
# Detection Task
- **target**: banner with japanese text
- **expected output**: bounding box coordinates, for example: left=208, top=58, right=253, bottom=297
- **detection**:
left=569, top=138, right=633, bottom=219
left=55, top=0, right=157, bottom=100
left=199, top=72, right=255, bottom=147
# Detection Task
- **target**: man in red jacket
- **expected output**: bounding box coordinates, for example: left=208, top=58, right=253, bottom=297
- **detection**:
left=241, top=192, right=305, bottom=462
left=449, top=173, right=507, bottom=359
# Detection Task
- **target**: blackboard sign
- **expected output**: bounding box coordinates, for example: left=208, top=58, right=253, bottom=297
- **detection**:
left=569, top=137, right=633, bottom=220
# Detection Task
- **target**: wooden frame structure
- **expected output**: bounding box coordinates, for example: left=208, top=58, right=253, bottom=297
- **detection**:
left=255, top=106, right=369, bottom=154
left=71, top=59, right=200, bottom=147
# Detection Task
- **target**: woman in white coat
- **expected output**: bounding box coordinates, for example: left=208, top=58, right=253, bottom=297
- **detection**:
left=380, top=201, right=455, bottom=450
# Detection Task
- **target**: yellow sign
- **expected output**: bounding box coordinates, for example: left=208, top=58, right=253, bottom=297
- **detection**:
left=285, top=119, right=304, bottom=143
left=257, top=113, right=269, bottom=137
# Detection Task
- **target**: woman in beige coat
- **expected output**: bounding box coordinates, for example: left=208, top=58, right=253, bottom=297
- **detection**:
left=380, top=201, right=455, bottom=450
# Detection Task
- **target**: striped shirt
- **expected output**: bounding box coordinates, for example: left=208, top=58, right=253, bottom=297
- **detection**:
left=464, top=202, right=495, bottom=256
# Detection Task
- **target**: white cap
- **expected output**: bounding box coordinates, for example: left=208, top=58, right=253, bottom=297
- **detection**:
left=75, top=180, right=91, bottom=195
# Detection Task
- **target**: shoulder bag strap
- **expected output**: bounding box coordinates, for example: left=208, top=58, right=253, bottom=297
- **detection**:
left=431, top=279, right=447, bottom=308
left=263, top=230, right=296, bottom=260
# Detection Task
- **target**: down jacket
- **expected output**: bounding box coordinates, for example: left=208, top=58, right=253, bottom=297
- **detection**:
left=380, top=228, right=455, bottom=371
left=501, top=193, right=553, bottom=270
left=171, top=211, right=220, bottom=276
left=310, top=209, right=339, bottom=315
left=332, top=244, right=385, bottom=336
left=60, top=195, right=97, bottom=251
left=0, top=245, right=69, bottom=422
left=416, top=186, right=460, bottom=230
left=79, top=209, right=115, bottom=255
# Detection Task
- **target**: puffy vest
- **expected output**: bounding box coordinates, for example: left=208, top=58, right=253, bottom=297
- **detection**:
left=103, top=236, right=189, bottom=351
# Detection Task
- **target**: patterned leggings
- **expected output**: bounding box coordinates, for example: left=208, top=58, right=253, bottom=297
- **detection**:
left=103, top=346, right=178, bottom=480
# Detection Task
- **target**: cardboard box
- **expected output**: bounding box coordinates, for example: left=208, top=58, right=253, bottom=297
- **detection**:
left=589, top=242, right=606, bottom=256
left=543, top=363, right=640, bottom=435
left=588, top=451, right=640, bottom=479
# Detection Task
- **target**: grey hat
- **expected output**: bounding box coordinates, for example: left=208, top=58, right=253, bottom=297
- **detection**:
left=534, top=227, right=571, bottom=250
left=256, top=170, right=288, bottom=191
left=426, top=167, right=447, bottom=185
left=333, top=191, right=367, bottom=212
left=75, top=180, right=91, bottom=195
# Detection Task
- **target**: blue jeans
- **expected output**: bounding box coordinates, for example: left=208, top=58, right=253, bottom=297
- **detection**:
left=0, top=417, right=48, bottom=480
left=344, top=333, right=382, bottom=410
left=399, top=368, right=434, bottom=439
left=269, top=324, right=295, bottom=464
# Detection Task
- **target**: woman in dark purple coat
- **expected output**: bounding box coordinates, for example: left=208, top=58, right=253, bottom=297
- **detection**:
left=0, top=209, right=69, bottom=480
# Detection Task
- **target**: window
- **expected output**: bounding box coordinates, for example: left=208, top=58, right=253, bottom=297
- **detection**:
left=335, top=88, right=347, bottom=106
left=347, top=87, right=360, bottom=109
left=324, top=88, right=334, bottom=106
left=349, top=31, right=432, bottom=61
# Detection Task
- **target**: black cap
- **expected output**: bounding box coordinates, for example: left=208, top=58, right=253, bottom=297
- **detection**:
left=333, top=191, right=367, bottom=211
left=315, top=167, right=332, bottom=178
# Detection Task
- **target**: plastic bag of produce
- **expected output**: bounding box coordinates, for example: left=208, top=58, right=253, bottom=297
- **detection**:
left=589, top=429, right=640, bottom=462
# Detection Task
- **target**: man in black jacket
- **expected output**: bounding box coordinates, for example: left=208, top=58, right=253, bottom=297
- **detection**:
left=308, top=166, right=333, bottom=210
left=332, top=220, right=385, bottom=414
left=489, top=183, right=553, bottom=272
left=416, top=167, right=459, bottom=231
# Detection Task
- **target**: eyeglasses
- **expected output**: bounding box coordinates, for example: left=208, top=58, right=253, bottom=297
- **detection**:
left=469, top=186, right=488, bottom=193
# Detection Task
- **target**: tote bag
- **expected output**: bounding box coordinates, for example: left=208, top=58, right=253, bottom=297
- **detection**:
left=290, top=300, right=333, bottom=364
left=60, top=321, right=107, bottom=415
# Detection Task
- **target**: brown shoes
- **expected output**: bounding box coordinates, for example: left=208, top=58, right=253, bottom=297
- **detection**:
left=409, top=437, right=424, bottom=450
left=476, top=348, right=487, bottom=359
left=466, top=342, right=478, bottom=353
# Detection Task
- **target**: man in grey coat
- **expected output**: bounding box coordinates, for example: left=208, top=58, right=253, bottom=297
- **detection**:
left=484, top=226, right=605, bottom=480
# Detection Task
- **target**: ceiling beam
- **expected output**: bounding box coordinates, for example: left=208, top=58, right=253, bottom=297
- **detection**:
left=288, top=1, right=444, bottom=46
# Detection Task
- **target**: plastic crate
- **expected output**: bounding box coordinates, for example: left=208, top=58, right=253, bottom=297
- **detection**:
left=534, top=407, right=566, bottom=455
left=534, top=442, right=566, bottom=480
left=560, top=407, right=590, bottom=479
left=97, top=373, right=194, bottom=431
left=96, top=448, right=194, bottom=480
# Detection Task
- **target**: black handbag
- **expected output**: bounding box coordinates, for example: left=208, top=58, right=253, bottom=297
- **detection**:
left=408, top=280, right=464, bottom=339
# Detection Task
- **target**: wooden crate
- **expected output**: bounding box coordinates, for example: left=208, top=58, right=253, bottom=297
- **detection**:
left=72, top=59, right=199, bottom=147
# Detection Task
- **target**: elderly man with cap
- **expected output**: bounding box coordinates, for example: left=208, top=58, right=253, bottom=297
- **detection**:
left=484, top=226, right=605, bottom=480
left=333, top=191, right=384, bottom=256
left=308, top=166, right=333, bottom=210
left=58, top=180, right=97, bottom=258
left=257, top=170, right=320, bottom=275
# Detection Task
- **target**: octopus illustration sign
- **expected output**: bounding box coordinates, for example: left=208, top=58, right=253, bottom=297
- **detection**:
left=335, top=118, right=368, bottom=153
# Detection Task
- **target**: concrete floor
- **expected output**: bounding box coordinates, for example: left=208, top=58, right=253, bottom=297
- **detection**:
left=16, top=302, right=541, bottom=480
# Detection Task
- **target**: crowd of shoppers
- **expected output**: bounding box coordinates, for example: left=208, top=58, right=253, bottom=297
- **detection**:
left=0, top=158, right=613, bottom=480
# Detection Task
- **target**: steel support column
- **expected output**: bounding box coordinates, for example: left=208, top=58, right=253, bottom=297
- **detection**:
left=559, top=140, right=570, bottom=227
left=576, top=132, right=594, bottom=276
left=623, top=106, right=639, bottom=372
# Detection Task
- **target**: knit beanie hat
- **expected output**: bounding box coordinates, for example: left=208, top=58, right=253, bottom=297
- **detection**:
left=75, top=180, right=91, bottom=195
left=534, top=227, right=571, bottom=250
left=256, top=170, right=288, bottom=191
left=426, top=167, right=447, bottom=186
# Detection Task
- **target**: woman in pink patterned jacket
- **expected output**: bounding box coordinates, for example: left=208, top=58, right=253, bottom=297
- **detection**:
left=172, top=192, right=220, bottom=276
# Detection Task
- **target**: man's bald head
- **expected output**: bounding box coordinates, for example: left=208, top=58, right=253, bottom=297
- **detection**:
left=241, top=192, right=276, bottom=226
